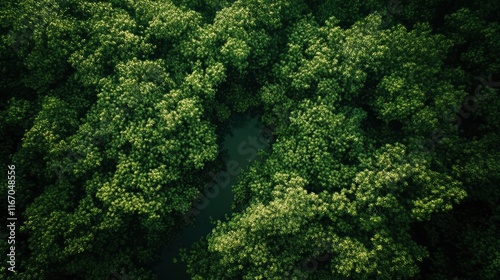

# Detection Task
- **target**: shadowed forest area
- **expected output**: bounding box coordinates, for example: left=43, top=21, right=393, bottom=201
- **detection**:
left=0, top=0, right=499, bottom=279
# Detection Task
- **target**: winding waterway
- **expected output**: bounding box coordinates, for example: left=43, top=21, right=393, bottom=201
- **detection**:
left=154, top=113, right=269, bottom=279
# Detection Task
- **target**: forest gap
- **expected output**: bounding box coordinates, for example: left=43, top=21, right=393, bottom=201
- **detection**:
left=154, top=111, right=269, bottom=280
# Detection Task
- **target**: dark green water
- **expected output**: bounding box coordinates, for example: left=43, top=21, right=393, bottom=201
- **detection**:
left=154, top=114, right=270, bottom=279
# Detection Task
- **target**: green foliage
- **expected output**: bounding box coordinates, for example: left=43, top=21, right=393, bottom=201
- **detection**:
left=183, top=9, right=485, bottom=280
left=306, top=0, right=384, bottom=27
left=443, top=8, right=500, bottom=75
left=2, top=0, right=499, bottom=279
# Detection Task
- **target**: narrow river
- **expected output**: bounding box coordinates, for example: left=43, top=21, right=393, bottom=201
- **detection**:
left=154, top=113, right=269, bottom=279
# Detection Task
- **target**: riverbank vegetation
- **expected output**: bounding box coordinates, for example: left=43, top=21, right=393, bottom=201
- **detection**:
left=1, top=0, right=499, bottom=279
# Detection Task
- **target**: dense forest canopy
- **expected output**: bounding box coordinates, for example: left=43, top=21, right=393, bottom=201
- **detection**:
left=0, top=0, right=499, bottom=279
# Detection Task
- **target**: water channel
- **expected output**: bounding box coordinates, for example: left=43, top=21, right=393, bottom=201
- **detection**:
left=154, top=112, right=270, bottom=279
